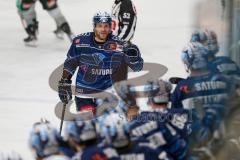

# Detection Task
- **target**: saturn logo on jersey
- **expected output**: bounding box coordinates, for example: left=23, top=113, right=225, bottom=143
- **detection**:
left=93, top=53, right=105, bottom=64
left=80, top=64, right=88, bottom=72
left=92, top=69, right=113, bottom=75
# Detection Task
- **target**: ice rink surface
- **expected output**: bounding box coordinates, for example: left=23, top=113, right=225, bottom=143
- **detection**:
left=0, top=0, right=197, bottom=158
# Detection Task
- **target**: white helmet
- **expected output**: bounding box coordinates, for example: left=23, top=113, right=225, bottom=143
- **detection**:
left=29, top=120, right=60, bottom=158
left=181, top=42, right=209, bottom=71
left=98, top=112, right=130, bottom=148
left=65, top=118, right=97, bottom=144
left=191, top=29, right=219, bottom=56
left=145, top=79, right=172, bottom=104
left=93, top=11, right=112, bottom=28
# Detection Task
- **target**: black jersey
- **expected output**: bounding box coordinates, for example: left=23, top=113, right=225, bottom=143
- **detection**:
left=112, top=0, right=137, bottom=42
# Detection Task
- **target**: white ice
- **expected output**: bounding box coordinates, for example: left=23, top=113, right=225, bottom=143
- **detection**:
left=0, top=0, right=198, bottom=159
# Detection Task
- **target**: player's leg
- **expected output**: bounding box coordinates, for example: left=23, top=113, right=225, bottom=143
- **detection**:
left=39, top=0, right=74, bottom=41
left=16, top=0, right=38, bottom=46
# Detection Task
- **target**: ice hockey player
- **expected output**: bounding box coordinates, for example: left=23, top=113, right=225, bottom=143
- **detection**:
left=129, top=79, right=189, bottom=160
left=191, top=29, right=240, bottom=79
left=58, top=11, right=143, bottom=113
left=172, top=29, right=240, bottom=85
left=16, top=0, right=74, bottom=46
left=171, top=42, right=230, bottom=159
left=99, top=112, right=172, bottom=160
left=111, top=0, right=138, bottom=81
left=191, top=29, right=240, bottom=160
left=171, top=41, right=229, bottom=110
left=65, top=117, right=120, bottom=160
left=29, top=120, right=73, bottom=160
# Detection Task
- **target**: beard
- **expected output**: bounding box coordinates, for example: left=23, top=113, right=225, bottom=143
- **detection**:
left=95, top=31, right=108, bottom=41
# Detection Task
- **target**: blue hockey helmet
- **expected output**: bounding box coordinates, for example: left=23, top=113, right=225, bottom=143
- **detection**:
left=93, top=11, right=112, bottom=28
left=65, top=118, right=97, bottom=144
left=29, top=120, right=61, bottom=158
left=181, top=42, right=209, bottom=71
left=191, top=29, right=219, bottom=57
left=98, top=112, right=130, bottom=148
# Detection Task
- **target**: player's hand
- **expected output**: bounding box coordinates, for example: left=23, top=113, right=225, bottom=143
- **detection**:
left=58, top=78, right=72, bottom=104
left=124, top=45, right=139, bottom=64
left=123, top=43, right=143, bottom=71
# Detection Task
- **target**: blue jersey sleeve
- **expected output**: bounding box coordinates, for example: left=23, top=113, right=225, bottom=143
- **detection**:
left=171, top=81, right=184, bottom=109
left=202, top=74, right=229, bottom=130
left=63, top=39, right=80, bottom=75
left=209, top=56, right=240, bottom=76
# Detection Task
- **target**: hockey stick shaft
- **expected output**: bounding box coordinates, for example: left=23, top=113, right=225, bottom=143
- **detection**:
left=59, top=103, right=67, bottom=135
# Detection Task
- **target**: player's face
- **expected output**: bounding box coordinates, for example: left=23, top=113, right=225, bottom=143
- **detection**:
left=94, top=23, right=111, bottom=42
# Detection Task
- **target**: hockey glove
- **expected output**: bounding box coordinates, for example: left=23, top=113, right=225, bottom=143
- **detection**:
left=124, top=44, right=143, bottom=71
left=58, top=78, right=72, bottom=104
left=124, top=45, right=139, bottom=63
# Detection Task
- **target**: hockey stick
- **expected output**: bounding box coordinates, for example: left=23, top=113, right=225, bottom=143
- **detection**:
left=59, top=103, right=67, bottom=135
left=169, top=77, right=185, bottom=84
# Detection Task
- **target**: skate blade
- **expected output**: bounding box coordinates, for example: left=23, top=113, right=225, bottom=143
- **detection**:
left=24, top=40, right=37, bottom=47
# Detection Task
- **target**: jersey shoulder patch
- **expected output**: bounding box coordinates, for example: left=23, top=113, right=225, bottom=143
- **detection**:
left=73, top=32, right=93, bottom=45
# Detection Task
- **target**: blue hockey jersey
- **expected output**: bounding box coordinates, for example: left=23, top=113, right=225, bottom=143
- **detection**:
left=209, top=56, right=240, bottom=77
left=117, top=141, right=172, bottom=160
left=171, top=73, right=230, bottom=138
left=63, top=32, right=143, bottom=94
left=76, top=144, right=120, bottom=160
left=171, top=73, right=229, bottom=112
left=129, top=109, right=188, bottom=160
